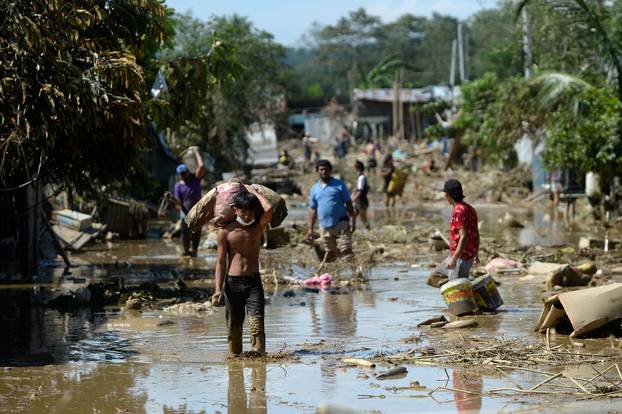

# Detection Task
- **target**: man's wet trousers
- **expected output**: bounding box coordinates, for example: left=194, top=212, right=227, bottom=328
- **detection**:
left=224, top=274, right=265, bottom=355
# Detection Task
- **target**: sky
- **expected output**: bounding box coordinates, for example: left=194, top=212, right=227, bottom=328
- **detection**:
left=165, top=0, right=495, bottom=46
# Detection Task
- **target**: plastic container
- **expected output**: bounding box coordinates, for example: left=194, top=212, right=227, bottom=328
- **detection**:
left=440, top=278, right=478, bottom=316
left=471, top=274, right=503, bottom=311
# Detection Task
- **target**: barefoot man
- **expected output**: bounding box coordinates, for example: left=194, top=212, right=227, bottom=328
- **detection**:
left=212, top=189, right=273, bottom=356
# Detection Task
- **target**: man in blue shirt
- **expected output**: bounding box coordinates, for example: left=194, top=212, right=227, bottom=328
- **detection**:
left=306, top=159, right=355, bottom=262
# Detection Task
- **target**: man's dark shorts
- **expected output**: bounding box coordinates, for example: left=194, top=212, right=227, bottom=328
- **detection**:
left=224, top=274, right=265, bottom=327
left=355, top=195, right=369, bottom=211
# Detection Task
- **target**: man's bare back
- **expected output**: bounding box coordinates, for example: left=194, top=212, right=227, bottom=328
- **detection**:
left=219, top=221, right=262, bottom=276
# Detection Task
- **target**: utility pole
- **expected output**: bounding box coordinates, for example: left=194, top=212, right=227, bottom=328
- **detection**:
left=398, top=69, right=404, bottom=141
left=457, top=23, right=466, bottom=83
left=522, top=8, right=533, bottom=79
left=392, top=75, right=399, bottom=137
left=450, top=39, right=457, bottom=87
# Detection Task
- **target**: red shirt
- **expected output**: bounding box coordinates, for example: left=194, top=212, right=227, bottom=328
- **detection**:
left=449, top=201, right=479, bottom=259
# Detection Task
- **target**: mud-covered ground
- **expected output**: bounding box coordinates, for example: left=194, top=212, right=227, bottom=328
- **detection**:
left=3, top=143, right=622, bottom=413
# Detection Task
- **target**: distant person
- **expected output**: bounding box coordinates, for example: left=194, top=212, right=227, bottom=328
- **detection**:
left=365, top=139, right=380, bottom=174
left=313, top=151, right=321, bottom=165
left=549, top=167, right=563, bottom=208
left=421, top=158, right=437, bottom=176
left=279, top=150, right=292, bottom=167
left=442, top=179, right=480, bottom=280
left=212, top=189, right=273, bottom=356
left=307, top=159, right=355, bottom=262
left=352, top=160, right=371, bottom=230
left=333, top=136, right=347, bottom=160
left=381, top=153, right=396, bottom=207
left=174, top=161, right=205, bottom=257
left=303, top=134, right=313, bottom=164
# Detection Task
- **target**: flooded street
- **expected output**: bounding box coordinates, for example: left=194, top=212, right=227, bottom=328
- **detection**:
left=5, top=0, right=622, bottom=411
left=2, top=204, right=622, bottom=413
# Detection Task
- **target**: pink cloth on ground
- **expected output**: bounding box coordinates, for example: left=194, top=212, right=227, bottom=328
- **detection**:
left=303, top=273, right=333, bottom=288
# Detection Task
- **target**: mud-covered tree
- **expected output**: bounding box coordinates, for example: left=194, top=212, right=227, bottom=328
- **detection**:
left=0, top=0, right=175, bottom=193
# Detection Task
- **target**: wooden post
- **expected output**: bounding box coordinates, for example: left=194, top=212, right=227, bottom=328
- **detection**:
left=398, top=69, right=404, bottom=141
left=415, top=103, right=422, bottom=141
left=409, top=102, right=416, bottom=141
left=392, top=77, right=399, bottom=137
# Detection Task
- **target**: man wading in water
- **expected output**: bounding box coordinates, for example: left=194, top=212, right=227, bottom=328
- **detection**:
left=442, top=179, right=480, bottom=279
left=212, top=189, right=273, bottom=356
left=307, top=159, right=355, bottom=262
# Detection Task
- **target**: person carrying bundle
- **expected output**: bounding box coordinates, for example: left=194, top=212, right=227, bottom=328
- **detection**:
left=212, top=188, right=273, bottom=357
left=174, top=160, right=205, bottom=257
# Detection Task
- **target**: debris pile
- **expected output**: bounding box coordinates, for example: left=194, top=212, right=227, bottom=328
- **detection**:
left=536, top=283, right=622, bottom=338
left=379, top=336, right=620, bottom=369
left=51, top=209, right=107, bottom=252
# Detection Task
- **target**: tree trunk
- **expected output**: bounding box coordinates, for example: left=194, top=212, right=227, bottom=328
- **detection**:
left=522, top=9, right=534, bottom=80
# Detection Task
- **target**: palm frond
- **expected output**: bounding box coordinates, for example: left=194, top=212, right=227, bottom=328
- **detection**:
left=530, top=72, right=593, bottom=112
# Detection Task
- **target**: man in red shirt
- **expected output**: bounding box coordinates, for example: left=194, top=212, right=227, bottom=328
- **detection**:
left=443, top=179, right=480, bottom=279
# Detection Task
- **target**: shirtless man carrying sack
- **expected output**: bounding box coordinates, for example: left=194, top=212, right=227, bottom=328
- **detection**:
left=212, top=188, right=273, bottom=356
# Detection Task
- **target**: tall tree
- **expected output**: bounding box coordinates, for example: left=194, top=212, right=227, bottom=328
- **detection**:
left=467, top=3, right=524, bottom=79
left=154, top=13, right=288, bottom=169
left=0, top=0, right=174, bottom=193
left=517, top=0, right=622, bottom=98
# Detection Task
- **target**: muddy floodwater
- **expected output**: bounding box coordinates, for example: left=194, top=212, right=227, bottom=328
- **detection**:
left=2, top=204, right=622, bottom=413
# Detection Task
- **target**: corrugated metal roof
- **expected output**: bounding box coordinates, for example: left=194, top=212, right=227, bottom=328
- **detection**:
left=352, top=86, right=459, bottom=103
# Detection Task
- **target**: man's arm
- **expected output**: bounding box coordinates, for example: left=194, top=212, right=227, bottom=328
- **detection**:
left=195, top=150, right=206, bottom=180
left=448, top=227, right=468, bottom=269
left=212, top=229, right=228, bottom=305
left=346, top=200, right=356, bottom=233
left=249, top=187, right=273, bottom=228
left=307, top=208, right=317, bottom=240
left=351, top=190, right=361, bottom=202
left=339, top=183, right=355, bottom=233
left=474, top=229, right=480, bottom=264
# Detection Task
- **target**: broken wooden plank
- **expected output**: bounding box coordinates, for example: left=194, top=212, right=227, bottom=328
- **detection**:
left=52, top=224, right=99, bottom=251
left=342, top=358, right=376, bottom=368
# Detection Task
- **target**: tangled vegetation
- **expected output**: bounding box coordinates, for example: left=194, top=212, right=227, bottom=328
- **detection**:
left=0, top=0, right=174, bottom=192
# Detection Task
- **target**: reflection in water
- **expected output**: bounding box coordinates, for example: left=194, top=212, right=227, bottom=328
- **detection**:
left=228, top=361, right=267, bottom=414
left=321, top=292, right=358, bottom=393
left=322, top=294, right=357, bottom=339
left=1, top=362, right=149, bottom=413
left=0, top=287, right=124, bottom=366
left=452, top=369, right=483, bottom=414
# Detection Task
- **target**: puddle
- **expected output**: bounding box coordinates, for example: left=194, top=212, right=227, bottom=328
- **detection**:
left=3, top=262, right=620, bottom=413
